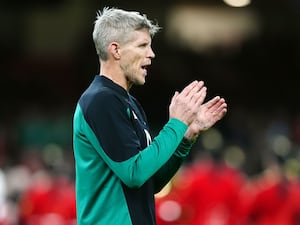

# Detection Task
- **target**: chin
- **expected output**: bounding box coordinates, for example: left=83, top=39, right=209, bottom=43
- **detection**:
left=141, top=78, right=147, bottom=85
left=136, top=77, right=146, bottom=85
left=137, top=81, right=146, bottom=86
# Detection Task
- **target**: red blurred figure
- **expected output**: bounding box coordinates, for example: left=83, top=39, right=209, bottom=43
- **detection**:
left=156, top=158, right=246, bottom=225
left=288, top=179, right=300, bottom=224
left=244, top=163, right=300, bottom=225
left=18, top=170, right=76, bottom=225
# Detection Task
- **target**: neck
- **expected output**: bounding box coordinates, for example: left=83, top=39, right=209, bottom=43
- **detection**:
left=100, top=61, right=130, bottom=91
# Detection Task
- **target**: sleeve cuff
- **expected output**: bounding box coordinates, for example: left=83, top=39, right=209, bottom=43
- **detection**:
left=174, top=138, right=194, bottom=158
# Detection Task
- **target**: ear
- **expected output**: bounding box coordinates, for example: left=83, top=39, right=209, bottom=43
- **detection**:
left=108, top=42, right=121, bottom=60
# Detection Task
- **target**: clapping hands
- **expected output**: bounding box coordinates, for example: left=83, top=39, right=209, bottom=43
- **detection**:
left=169, top=80, right=227, bottom=142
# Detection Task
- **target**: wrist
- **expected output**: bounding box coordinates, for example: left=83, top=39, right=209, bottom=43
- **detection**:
left=183, top=134, right=199, bottom=144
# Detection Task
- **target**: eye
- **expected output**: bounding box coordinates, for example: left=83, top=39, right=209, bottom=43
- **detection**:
left=138, top=41, right=150, bottom=48
left=139, top=43, right=148, bottom=48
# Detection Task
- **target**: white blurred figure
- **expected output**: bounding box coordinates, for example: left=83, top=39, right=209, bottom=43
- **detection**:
left=5, top=165, right=32, bottom=225
left=0, top=168, right=10, bottom=225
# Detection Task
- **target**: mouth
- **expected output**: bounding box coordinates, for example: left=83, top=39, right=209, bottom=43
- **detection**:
left=141, top=64, right=150, bottom=75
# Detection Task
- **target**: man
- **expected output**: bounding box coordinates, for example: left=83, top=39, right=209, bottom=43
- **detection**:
left=73, top=7, right=227, bottom=225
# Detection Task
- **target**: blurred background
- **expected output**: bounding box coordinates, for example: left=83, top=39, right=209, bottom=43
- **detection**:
left=1, top=0, right=300, bottom=224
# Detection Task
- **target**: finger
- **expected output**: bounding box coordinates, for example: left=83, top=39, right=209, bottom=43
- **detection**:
left=203, top=96, right=221, bottom=109
left=213, top=102, right=227, bottom=119
left=206, top=98, right=226, bottom=115
left=181, top=80, right=205, bottom=98
left=172, top=91, right=179, bottom=100
left=186, top=82, right=206, bottom=105
left=193, top=86, right=207, bottom=106
left=169, top=91, right=179, bottom=105
left=180, top=80, right=199, bottom=97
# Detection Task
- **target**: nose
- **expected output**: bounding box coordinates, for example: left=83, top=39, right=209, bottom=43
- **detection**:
left=148, top=47, right=155, bottom=59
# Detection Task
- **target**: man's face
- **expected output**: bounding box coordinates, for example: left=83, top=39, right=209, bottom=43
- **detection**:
left=119, top=29, right=155, bottom=86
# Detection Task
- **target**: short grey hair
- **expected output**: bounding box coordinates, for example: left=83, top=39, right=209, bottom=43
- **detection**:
left=92, top=7, right=161, bottom=60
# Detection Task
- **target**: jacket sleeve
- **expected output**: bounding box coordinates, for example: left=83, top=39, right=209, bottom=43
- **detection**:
left=81, top=92, right=189, bottom=188
left=152, top=138, right=194, bottom=193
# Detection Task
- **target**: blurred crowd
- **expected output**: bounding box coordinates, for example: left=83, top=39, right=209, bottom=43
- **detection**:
left=155, top=155, right=300, bottom=225
left=0, top=146, right=76, bottom=225
left=0, top=145, right=299, bottom=225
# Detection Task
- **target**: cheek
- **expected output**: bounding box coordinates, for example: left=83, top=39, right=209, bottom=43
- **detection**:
left=121, top=52, right=143, bottom=72
left=131, top=57, right=143, bottom=69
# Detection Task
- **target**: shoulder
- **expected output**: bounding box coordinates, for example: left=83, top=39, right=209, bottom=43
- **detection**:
left=79, top=86, right=129, bottom=119
left=80, top=85, right=122, bottom=107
